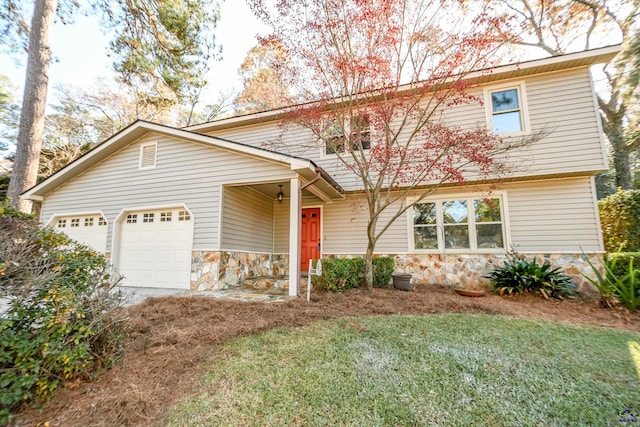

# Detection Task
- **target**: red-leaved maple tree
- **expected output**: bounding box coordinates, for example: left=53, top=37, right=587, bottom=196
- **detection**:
left=250, top=0, right=542, bottom=289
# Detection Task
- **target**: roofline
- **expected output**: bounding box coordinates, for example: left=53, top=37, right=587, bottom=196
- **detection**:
left=185, top=44, right=621, bottom=132
left=23, top=120, right=343, bottom=199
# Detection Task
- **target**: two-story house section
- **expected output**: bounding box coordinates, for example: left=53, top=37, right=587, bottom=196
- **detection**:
left=23, top=45, right=619, bottom=295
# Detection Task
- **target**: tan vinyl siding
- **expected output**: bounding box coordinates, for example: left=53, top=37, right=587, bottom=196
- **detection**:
left=40, top=133, right=296, bottom=250
left=273, top=199, right=290, bottom=253
left=221, top=186, right=274, bottom=252
left=320, top=177, right=602, bottom=254
left=205, top=67, right=605, bottom=191
left=322, top=196, right=408, bottom=254
left=506, top=177, right=602, bottom=252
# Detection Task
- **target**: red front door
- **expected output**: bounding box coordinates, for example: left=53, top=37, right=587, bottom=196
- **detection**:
left=301, top=208, right=321, bottom=271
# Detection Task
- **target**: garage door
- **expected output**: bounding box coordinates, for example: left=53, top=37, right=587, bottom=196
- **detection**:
left=54, top=214, right=108, bottom=253
left=118, top=208, right=194, bottom=289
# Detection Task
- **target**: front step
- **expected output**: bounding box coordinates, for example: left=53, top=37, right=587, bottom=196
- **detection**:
left=243, top=274, right=311, bottom=291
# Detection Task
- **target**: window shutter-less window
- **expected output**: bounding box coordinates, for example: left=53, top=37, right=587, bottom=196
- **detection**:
left=140, top=144, right=157, bottom=168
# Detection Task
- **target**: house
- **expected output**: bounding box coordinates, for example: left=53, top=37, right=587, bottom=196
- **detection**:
left=22, top=45, right=620, bottom=296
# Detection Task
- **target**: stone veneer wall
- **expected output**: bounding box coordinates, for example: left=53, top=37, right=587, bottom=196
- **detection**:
left=191, top=251, right=288, bottom=290
left=326, top=253, right=602, bottom=293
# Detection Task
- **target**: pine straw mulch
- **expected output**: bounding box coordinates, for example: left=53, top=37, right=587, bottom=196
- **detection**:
left=13, top=284, right=640, bottom=426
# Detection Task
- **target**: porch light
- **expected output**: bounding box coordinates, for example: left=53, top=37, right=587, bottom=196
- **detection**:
left=277, top=185, right=284, bottom=204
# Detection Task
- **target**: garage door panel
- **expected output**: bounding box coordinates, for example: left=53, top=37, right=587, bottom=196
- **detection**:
left=118, top=208, right=193, bottom=289
left=54, top=214, right=108, bottom=253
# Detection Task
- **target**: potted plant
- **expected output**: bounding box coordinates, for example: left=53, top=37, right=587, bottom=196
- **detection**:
left=392, top=272, right=413, bottom=291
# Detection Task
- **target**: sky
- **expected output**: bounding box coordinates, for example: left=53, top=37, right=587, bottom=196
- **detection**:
left=0, top=1, right=268, bottom=108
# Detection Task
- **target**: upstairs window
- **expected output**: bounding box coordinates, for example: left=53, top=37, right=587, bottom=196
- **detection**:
left=485, top=83, right=528, bottom=135
left=139, top=142, right=157, bottom=169
left=324, top=114, right=371, bottom=155
left=324, top=120, right=346, bottom=155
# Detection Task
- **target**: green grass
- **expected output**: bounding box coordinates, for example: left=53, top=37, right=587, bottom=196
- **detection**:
left=167, top=314, right=640, bottom=426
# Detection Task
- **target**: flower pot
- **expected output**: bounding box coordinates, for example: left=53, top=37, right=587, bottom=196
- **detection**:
left=454, top=288, right=486, bottom=297
left=392, top=273, right=413, bottom=291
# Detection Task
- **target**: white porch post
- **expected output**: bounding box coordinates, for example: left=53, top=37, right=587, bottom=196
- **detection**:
left=288, top=177, right=301, bottom=296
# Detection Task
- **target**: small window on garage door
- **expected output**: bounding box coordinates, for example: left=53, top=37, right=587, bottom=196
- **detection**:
left=52, top=214, right=108, bottom=253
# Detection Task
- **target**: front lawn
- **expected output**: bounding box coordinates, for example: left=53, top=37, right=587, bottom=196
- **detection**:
left=168, top=314, right=640, bottom=426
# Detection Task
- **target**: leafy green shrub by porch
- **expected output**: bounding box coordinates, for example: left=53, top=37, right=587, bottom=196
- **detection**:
left=484, top=253, right=576, bottom=299
left=317, top=257, right=395, bottom=291
left=372, top=256, right=395, bottom=288
left=0, top=204, right=127, bottom=424
left=599, top=189, right=640, bottom=252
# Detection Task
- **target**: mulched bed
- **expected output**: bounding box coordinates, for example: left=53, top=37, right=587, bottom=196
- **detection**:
left=13, top=284, right=640, bottom=426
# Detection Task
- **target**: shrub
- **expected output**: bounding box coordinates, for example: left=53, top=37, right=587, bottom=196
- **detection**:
left=484, top=253, right=576, bottom=299
left=0, top=205, right=127, bottom=424
left=583, top=249, right=640, bottom=311
left=372, top=257, right=395, bottom=288
left=599, top=189, right=640, bottom=252
left=315, top=256, right=395, bottom=292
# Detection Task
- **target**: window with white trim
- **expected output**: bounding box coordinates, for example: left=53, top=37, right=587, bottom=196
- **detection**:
left=143, top=213, right=154, bottom=223
left=98, top=217, right=107, bottom=226
left=84, top=217, right=94, bottom=227
left=57, top=219, right=67, bottom=228
left=324, top=114, right=371, bottom=155
left=70, top=218, right=80, bottom=228
left=485, top=83, right=528, bottom=135
left=126, top=214, right=137, bottom=224
left=139, top=143, right=157, bottom=169
left=178, top=210, right=190, bottom=221
left=411, top=197, right=505, bottom=251
left=160, top=212, right=172, bottom=222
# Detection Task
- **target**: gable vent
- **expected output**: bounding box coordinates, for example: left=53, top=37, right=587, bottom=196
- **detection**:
left=140, top=143, right=157, bottom=168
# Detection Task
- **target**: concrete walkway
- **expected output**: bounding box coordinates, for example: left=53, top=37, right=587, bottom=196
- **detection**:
left=121, top=286, right=290, bottom=306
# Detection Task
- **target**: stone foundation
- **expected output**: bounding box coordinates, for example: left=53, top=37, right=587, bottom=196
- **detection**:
left=328, top=253, right=602, bottom=293
left=191, top=251, right=288, bottom=290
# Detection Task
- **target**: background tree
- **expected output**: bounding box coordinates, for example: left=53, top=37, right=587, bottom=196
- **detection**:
left=482, top=0, right=640, bottom=191
left=0, top=0, right=220, bottom=211
left=233, top=39, right=293, bottom=114
left=251, top=0, right=541, bottom=289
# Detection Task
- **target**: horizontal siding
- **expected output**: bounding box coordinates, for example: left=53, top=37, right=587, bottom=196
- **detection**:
left=205, top=67, right=605, bottom=191
left=321, top=177, right=602, bottom=254
left=506, top=177, right=602, bottom=252
left=273, top=199, right=290, bottom=252
left=221, top=186, right=274, bottom=252
left=41, top=133, right=296, bottom=250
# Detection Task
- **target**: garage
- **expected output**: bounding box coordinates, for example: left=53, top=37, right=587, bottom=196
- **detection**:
left=53, top=214, right=108, bottom=253
left=116, top=208, right=194, bottom=289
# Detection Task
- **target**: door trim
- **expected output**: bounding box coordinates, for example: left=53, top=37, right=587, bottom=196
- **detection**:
left=301, top=205, right=323, bottom=271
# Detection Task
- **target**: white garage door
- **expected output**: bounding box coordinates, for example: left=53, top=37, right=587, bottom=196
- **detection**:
left=54, top=214, right=108, bottom=253
left=118, top=208, right=194, bottom=289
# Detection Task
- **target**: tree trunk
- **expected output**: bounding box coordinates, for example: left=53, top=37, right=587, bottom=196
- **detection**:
left=6, top=0, right=57, bottom=212
left=612, top=135, right=633, bottom=190
left=364, top=243, right=375, bottom=291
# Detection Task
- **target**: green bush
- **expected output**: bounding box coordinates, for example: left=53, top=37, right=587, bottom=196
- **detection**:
left=599, top=189, right=640, bottom=252
left=372, top=257, right=395, bottom=288
left=583, top=249, right=640, bottom=311
left=0, top=205, right=127, bottom=424
left=315, top=257, right=395, bottom=292
left=484, top=253, right=576, bottom=299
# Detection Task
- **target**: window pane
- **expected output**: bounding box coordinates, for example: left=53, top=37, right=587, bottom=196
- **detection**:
left=443, top=200, right=467, bottom=224
left=444, top=225, right=470, bottom=249
left=493, top=111, right=522, bottom=134
left=414, top=203, right=437, bottom=225
left=477, top=224, right=504, bottom=249
left=415, top=226, right=438, bottom=249
left=491, top=89, right=519, bottom=112
left=475, top=198, right=501, bottom=222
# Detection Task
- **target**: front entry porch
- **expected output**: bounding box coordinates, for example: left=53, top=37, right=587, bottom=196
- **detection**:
left=191, top=171, right=343, bottom=296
